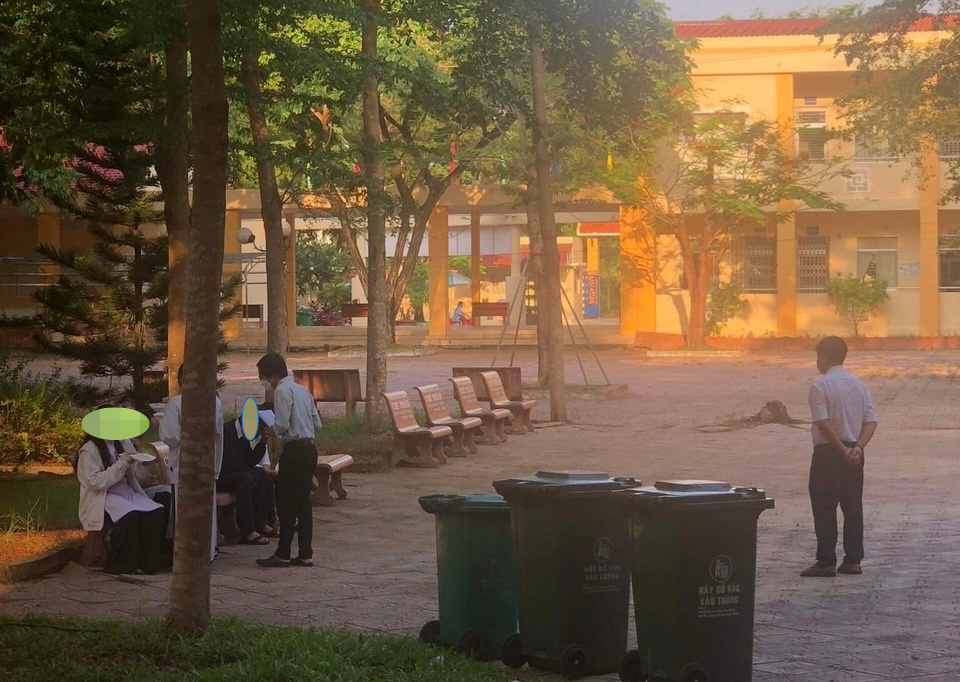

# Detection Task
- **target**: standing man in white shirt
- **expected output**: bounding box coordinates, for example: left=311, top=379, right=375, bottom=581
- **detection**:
left=159, top=364, right=224, bottom=562
left=802, top=336, right=878, bottom=578
left=256, top=352, right=322, bottom=568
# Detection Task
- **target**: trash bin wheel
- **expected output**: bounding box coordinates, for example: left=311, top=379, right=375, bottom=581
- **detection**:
left=501, top=633, right=526, bottom=669
left=618, top=649, right=648, bottom=682
left=559, top=644, right=588, bottom=680
left=678, top=663, right=711, bottom=682
left=455, top=628, right=486, bottom=659
left=418, top=620, right=440, bottom=646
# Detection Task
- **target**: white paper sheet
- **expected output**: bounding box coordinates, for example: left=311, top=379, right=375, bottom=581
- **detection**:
left=259, top=409, right=276, bottom=428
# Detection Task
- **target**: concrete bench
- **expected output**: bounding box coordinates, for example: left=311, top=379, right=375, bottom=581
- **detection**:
left=480, top=371, right=535, bottom=434
left=415, top=384, right=483, bottom=456
left=382, top=390, right=452, bottom=467
left=311, top=454, right=354, bottom=506
left=471, top=301, right=509, bottom=326
left=293, top=368, right=363, bottom=417
left=452, top=366, right=522, bottom=401
left=450, top=376, right=511, bottom=445
left=340, top=303, right=368, bottom=321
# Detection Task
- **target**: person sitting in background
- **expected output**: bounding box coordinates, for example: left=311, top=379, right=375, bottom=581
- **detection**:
left=219, top=415, right=278, bottom=543
left=75, top=436, right=166, bottom=575
left=452, top=301, right=469, bottom=326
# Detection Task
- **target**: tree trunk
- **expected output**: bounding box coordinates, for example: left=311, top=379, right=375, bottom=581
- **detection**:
left=686, top=250, right=713, bottom=349
left=240, top=43, right=288, bottom=355
left=170, top=0, right=228, bottom=633
left=156, top=33, right=190, bottom=396
left=528, top=18, right=566, bottom=422
left=360, top=0, right=388, bottom=427
left=523, top=181, right=549, bottom=387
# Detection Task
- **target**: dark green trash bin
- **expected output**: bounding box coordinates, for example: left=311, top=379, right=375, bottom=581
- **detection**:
left=296, top=306, right=314, bottom=326
left=418, top=494, right=518, bottom=661
left=493, top=471, right=638, bottom=679
left=614, top=480, right=775, bottom=682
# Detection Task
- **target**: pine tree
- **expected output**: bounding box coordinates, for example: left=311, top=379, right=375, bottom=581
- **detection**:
left=33, top=144, right=240, bottom=410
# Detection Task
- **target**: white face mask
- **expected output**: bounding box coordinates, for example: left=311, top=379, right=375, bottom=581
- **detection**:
left=261, top=379, right=273, bottom=391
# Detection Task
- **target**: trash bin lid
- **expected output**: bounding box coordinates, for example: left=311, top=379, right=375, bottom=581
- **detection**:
left=493, top=471, right=640, bottom=497
left=419, top=493, right=509, bottom=514
left=615, top=480, right=774, bottom=509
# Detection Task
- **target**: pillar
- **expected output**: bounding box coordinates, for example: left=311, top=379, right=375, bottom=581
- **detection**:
left=223, top=210, right=242, bottom=341
left=619, top=205, right=656, bottom=337
left=919, top=138, right=940, bottom=336
left=428, top=206, right=449, bottom=337
left=285, top=213, right=297, bottom=339
left=775, top=73, right=798, bottom=337
left=470, top=210, right=481, bottom=302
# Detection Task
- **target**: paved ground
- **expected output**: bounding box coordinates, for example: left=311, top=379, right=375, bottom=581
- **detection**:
left=3, top=348, right=960, bottom=680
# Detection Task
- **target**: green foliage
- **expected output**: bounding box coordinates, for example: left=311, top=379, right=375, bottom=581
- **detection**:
left=313, top=413, right=391, bottom=458
left=0, top=615, right=518, bottom=681
left=705, top=281, right=751, bottom=336
left=829, top=1, right=960, bottom=201
left=0, top=476, right=80, bottom=531
left=296, top=232, right=354, bottom=307
left=0, top=357, right=98, bottom=466
left=403, top=261, right=429, bottom=322
left=825, top=275, right=889, bottom=337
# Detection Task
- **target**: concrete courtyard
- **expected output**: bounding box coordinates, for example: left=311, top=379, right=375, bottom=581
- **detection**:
left=2, top=347, right=960, bottom=681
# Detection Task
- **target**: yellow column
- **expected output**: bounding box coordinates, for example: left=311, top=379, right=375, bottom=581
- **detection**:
left=285, top=213, right=297, bottom=339
left=919, top=138, right=940, bottom=336
left=776, top=73, right=798, bottom=337
left=428, top=206, right=449, bottom=338
left=470, top=210, right=481, bottom=302
left=223, top=210, right=242, bottom=341
left=619, top=205, right=656, bottom=336
left=586, top=237, right=600, bottom=273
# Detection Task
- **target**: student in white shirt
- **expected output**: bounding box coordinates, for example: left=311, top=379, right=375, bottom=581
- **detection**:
left=802, top=336, right=878, bottom=578
left=255, top=353, right=322, bottom=568
left=158, top=364, right=224, bottom=561
left=75, top=436, right=165, bottom=575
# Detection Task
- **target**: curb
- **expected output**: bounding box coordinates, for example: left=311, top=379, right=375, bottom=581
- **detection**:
left=0, top=542, right=82, bottom=584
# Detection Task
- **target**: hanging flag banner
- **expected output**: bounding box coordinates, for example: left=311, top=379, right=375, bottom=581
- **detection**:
left=583, top=273, right=600, bottom=319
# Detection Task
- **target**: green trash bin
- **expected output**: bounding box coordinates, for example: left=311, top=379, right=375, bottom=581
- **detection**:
left=418, top=494, right=518, bottom=661
left=614, top=481, right=775, bottom=682
left=296, top=306, right=314, bottom=326
left=493, top=471, right=639, bottom=679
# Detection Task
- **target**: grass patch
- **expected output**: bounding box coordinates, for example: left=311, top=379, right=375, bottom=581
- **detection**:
left=314, top=414, right=391, bottom=470
left=0, top=615, right=531, bottom=682
left=0, top=475, right=79, bottom=531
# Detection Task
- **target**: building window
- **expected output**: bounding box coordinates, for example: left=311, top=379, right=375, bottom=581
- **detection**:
left=796, top=110, right=827, bottom=160
left=940, top=140, right=960, bottom=159
left=856, top=237, right=898, bottom=287
left=733, top=237, right=777, bottom=293
left=854, top=136, right=896, bottom=161
left=939, top=237, right=960, bottom=290
left=797, top=236, right=829, bottom=292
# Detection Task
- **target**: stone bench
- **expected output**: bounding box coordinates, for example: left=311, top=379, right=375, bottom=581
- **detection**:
left=415, top=384, right=483, bottom=456
left=382, top=390, right=452, bottom=467
left=293, top=368, right=363, bottom=417
left=480, top=370, right=535, bottom=434
left=450, top=376, right=512, bottom=445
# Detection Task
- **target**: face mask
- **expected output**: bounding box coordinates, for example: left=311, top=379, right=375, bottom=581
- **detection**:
left=261, top=379, right=273, bottom=391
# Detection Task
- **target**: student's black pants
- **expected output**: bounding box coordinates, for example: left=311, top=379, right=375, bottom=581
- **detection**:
left=105, top=508, right=166, bottom=575
left=275, top=439, right=318, bottom=560
left=809, top=442, right=865, bottom=567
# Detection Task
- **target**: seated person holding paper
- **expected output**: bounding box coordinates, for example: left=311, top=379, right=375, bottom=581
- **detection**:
left=218, top=414, right=278, bottom=543
left=75, top=436, right=166, bottom=575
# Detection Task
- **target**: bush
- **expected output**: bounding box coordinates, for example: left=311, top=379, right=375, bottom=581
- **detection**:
left=706, top=281, right=750, bottom=336
left=825, top=275, right=889, bottom=337
left=0, top=355, right=109, bottom=466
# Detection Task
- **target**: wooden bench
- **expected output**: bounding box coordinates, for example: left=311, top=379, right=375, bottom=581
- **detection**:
left=480, top=371, right=536, bottom=434
left=382, top=390, right=452, bottom=467
left=340, top=303, right=369, bottom=320
left=311, top=454, right=354, bottom=506
left=453, top=366, right=523, bottom=401
left=471, top=301, right=509, bottom=326
left=293, top=369, right=363, bottom=417
left=450, top=376, right=512, bottom=445
left=414, top=384, right=484, bottom=456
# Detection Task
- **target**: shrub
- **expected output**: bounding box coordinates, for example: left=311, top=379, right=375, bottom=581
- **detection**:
left=825, top=275, right=889, bottom=337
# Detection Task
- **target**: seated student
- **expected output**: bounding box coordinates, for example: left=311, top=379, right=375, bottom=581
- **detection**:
left=219, top=416, right=278, bottom=543
left=75, top=435, right=166, bottom=575
left=452, top=300, right=469, bottom=326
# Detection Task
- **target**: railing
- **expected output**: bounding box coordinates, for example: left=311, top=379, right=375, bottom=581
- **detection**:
left=0, top=258, right=59, bottom=298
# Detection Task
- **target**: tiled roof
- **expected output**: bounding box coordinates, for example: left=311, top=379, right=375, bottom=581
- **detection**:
left=674, top=16, right=941, bottom=38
